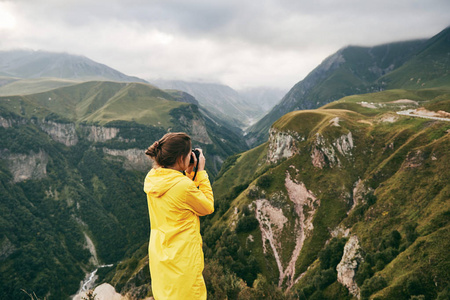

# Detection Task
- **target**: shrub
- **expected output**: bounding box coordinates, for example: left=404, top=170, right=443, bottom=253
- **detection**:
left=405, top=222, right=418, bottom=244
left=313, top=268, right=337, bottom=290
left=318, top=238, right=347, bottom=270
left=235, top=215, right=259, bottom=233
left=256, top=174, right=272, bottom=189
left=406, top=275, right=424, bottom=297
left=360, top=276, right=387, bottom=299
left=355, top=262, right=374, bottom=286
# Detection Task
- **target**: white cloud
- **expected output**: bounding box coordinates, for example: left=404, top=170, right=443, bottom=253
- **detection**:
left=0, top=0, right=449, bottom=89
left=0, top=2, right=17, bottom=30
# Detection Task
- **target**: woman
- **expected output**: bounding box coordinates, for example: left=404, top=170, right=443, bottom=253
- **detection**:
left=144, top=132, right=214, bottom=300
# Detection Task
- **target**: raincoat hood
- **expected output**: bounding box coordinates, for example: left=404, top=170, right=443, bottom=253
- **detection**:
left=144, top=168, right=185, bottom=197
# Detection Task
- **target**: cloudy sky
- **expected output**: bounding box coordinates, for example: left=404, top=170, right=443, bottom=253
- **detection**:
left=0, top=0, right=449, bottom=90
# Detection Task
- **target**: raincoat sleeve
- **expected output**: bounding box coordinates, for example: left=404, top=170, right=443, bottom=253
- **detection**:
left=185, top=170, right=214, bottom=216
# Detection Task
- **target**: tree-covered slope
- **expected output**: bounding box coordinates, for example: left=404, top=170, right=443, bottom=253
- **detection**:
left=0, top=81, right=248, bottom=299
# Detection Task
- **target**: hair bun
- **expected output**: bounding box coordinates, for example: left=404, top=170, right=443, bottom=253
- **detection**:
left=145, top=141, right=160, bottom=157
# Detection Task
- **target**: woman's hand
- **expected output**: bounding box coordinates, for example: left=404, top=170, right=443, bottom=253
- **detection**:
left=186, top=150, right=196, bottom=174
left=197, top=149, right=205, bottom=171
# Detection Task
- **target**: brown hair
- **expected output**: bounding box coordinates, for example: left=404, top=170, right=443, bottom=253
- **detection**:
left=145, top=132, right=191, bottom=168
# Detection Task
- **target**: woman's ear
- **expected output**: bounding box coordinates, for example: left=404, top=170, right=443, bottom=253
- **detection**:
left=176, top=155, right=186, bottom=170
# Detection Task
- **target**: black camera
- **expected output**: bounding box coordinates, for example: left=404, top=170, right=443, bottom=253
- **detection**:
left=190, top=149, right=201, bottom=164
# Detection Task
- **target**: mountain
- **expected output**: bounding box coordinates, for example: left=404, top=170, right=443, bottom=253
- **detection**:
left=152, top=80, right=271, bottom=128
left=380, top=26, right=450, bottom=89
left=246, top=28, right=450, bottom=146
left=102, top=86, right=450, bottom=299
left=0, top=50, right=147, bottom=96
left=0, top=81, right=248, bottom=299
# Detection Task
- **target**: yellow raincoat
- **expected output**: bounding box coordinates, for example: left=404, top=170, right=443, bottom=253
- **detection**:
left=144, top=168, right=214, bottom=300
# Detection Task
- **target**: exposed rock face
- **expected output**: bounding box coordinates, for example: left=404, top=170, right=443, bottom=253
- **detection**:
left=0, top=237, right=16, bottom=260
left=0, top=116, right=27, bottom=128
left=267, top=128, right=302, bottom=163
left=254, top=198, right=287, bottom=286
left=253, top=170, right=319, bottom=288
left=0, top=116, right=13, bottom=128
left=39, top=120, right=79, bottom=146
left=81, top=125, right=120, bottom=142
left=84, top=233, right=99, bottom=266
left=330, top=225, right=351, bottom=238
left=337, top=235, right=363, bottom=299
left=283, top=171, right=319, bottom=288
left=177, top=115, right=212, bottom=145
left=311, top=132, right=354, bottom=168
left=190, top=119, right=212, bottom=145
left=311, top=148, right=326, bottom=169
left=3, top=150, right=49, bottom=182
left=333, top=132, right=354, bottom=157
left=103, top=148, right=153, bottom=172
left=351, top=179, right=367, bottom=211
left=311, top=133, right=338, bottom=168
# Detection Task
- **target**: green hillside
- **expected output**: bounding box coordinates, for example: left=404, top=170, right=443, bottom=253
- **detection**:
left=380, top=27, right=450, bottom=89
left=0, top=81, right=186, bottom=127
left=0, top=77, right=80, bottom=96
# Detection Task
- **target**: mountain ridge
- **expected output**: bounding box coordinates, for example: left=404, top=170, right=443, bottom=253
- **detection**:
left=0, top=50, right=147, bottom=92
left=246, top=28, right=450, bottom=146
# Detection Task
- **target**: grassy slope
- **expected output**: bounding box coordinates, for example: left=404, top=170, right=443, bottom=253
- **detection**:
left=380, top=27, right=450, bottom=89
left=0, top=81, right=186, bottom=127
left=0, top=77, right=80, bottom=96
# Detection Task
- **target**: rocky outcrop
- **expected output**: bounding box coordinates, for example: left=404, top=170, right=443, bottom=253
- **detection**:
left=0, top=115, right=27, bottom=128
left=84, top=233, right=99, bottom=267
left=73, top=283, right=125, bottom=300
left=311, top=133, right=339, bottom=168
left=189, top=119, right=212, bottom=145
left=311, top=132, right=354, bottom=168
left=177, top=115, right=212, bottom=145
left=103, top=148, right=152, bottom=172
left=267, top=128, right=303, bottom=163
left=39, top=120, right=79, bottom=146
left=351, top=179, right=366, bottom=211
left=81, top=125, right=120, bottom=142
left=0, top=237, right=16, bottom=260
left=0, top=116, right=13, bottom=128
left=3, top=149, right=49, bottom=182
left=311, top=148, right=327, bottom=169
left=337, top=235, right=363, bottom=299
left=333, top=132, right=354, bottom=157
